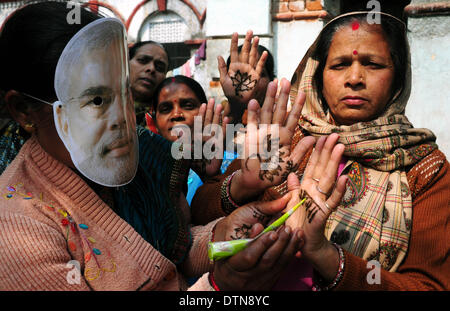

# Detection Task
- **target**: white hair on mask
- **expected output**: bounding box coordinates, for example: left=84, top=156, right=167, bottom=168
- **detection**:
left=55, top=18, right=127, bottom=102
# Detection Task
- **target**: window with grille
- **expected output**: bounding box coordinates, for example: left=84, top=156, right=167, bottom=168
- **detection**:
left=138, top=11, right=193, bottom=71
left=138, top=11, right=189, bottom=43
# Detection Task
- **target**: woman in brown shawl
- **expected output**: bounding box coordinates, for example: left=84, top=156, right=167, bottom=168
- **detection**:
left=192, top=12, right=449, bottom=290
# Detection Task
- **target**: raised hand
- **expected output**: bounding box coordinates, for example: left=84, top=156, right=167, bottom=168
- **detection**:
left=218, top=30, right=268, bottom=122
left=189, top=98, right=230, bottom=179
left=283, top=134, right=348, bottom=281
left=228, top=78, right=316, bottom=205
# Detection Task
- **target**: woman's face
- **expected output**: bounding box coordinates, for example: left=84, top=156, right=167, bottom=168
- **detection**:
left=155, top=82, right=202, bottom=142
left=322, top=23, right=395, bottom=126
left=129, top=43, right=169, bottom=102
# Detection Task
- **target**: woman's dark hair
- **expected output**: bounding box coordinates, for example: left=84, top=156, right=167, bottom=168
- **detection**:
left=129, top=40, right=170, bottom=72
left=152, top=75, right=207, bottom=112
left=226, top=45, right=276, bottom=81
left=312, top=14, right=408, bottom=111
left=0, top=2, right=101, bottom=102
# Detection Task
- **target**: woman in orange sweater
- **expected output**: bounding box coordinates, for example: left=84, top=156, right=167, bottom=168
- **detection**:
left=191, top=11, right=450, bottom=290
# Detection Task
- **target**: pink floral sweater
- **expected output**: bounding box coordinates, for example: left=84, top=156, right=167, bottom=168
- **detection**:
left=0, top=137, right=215, bottom=291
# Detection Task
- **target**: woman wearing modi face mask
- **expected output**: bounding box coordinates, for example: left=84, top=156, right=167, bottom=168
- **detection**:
left=0, top=2, right=315, bottom=291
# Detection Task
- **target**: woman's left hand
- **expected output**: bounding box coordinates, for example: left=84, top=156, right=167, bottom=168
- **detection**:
left=285, top=134, right=347, bottom=259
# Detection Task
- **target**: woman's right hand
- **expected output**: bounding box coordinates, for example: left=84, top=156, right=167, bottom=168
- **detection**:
left=212, top=193, right=303, bottom=290
left=229, top=79, right=316, bottom=205
left=212, top=225, right=303, bottom=290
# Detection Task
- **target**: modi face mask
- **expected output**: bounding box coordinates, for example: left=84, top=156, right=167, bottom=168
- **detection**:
left=53, top=18, right=138, bottom=187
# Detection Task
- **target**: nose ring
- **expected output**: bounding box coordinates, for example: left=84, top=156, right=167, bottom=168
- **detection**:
left=174, top=112, right=184, bottom=119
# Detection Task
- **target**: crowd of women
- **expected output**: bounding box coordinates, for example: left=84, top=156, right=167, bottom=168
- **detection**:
left=0, top=1, right=448, bottom=291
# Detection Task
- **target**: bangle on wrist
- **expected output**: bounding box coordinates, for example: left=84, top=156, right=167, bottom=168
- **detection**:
left=312, top=243, right=345, bottom=291
left=208, top=222, right=217, bottom=268
left=209, top=222, right=217, bottom=243
left=220, top=171, right=240, bottom=214
left=208, top=272, right=221, bottom=291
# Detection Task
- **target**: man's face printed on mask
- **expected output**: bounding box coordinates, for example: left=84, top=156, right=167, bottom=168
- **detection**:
left=54, top=18, right=138, bottom=187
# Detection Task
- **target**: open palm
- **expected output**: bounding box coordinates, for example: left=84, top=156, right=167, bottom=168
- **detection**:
left=284, top=134, right=348, bottom=257
left=218, top=31, right=268, bottom=115
left=229, top=79, right=315, bottom=204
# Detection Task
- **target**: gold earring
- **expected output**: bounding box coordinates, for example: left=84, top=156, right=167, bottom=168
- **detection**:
left=24, top=123, right=34, bottom=129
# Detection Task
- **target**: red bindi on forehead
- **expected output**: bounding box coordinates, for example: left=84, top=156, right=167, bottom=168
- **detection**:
left=353, top=50, right=358, bottom=55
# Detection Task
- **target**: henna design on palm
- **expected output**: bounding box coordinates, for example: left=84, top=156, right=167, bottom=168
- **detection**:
left=299, top=189, right=320, bottom=223
left=230, top=223, right=252, bottom=240
left=252, top=208, right=268, bottom=223
left=281, top=160, right=300, bottom=181
left=230, top=70, right=257, bottom=98
left=259, top=162, right=282, bottom=182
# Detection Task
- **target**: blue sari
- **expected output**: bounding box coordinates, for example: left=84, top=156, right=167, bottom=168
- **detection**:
left=0, top=120, right=27, bottom=175
left=112, top=126, right=192, bottom=265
